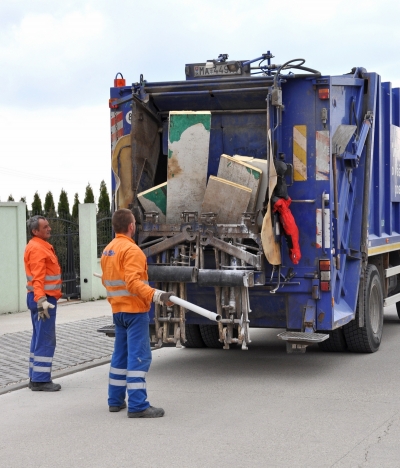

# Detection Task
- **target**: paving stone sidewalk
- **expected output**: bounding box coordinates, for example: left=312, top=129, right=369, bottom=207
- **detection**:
left=0, top=316, right=115, bottom=389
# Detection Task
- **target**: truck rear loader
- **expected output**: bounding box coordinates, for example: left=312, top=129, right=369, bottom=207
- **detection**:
left=105, top=51, right=400, bottom=354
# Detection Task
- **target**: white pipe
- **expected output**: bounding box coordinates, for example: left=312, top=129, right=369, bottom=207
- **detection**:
left=93, top=273, right=220, bottom=322
left=169, top=295, right=221, bottom=322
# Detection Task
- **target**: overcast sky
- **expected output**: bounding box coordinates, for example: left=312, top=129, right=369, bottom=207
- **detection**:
left=1, top=0, right=399, bottom=209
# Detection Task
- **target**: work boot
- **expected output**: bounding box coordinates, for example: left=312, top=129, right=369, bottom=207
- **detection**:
left=30, top=381, right=61, bottom=392
left=109, top=401, right=127, bottom=412
left=127, top=406, right=165, bottom=418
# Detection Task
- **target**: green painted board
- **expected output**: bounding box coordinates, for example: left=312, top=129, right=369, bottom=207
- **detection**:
left=167, top=111, right=211, bottom=223
left=138, top=182, right=167, bottom=223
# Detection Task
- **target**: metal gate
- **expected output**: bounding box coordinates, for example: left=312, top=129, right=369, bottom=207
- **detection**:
left=47, top=217, right=80, bottom=299
left=96, top=216, right=112, bottom=257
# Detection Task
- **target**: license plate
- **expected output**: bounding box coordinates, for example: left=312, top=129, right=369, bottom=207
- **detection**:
left=194, top=64, right=241, bottom=77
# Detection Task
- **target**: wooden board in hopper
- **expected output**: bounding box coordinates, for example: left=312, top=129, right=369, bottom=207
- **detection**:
left=201, top=176, right=252, bottom=224
left=217, top=154, right=262, bottom=212
left=167, top=111, right=211, bottom=223
left=138, top=182, right=167, bottom=223
left=233, top=155, right=269, bottom=214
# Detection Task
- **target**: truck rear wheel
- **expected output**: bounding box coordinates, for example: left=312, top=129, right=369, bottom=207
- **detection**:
left=396, top=302, right=400, bottom=320
left=199, top=324, right=223, bottom=348
left=183, top=324, right=205, bottom=348
left=344, top=264, right=383, bottom=353
left=318, top=328, right=347, bottom=352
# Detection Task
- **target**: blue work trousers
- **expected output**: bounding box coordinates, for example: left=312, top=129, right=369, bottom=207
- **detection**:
left=108, top=312, right=152, bottom=413
left=27, top=293, right=57, bottom=382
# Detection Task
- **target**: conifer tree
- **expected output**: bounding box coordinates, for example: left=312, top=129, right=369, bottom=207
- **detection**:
left=31, top=191, right=43, bottom=215
left=44, top=191, right=56, bottom=216
left=20, top=197, right=29, bottom=219
left=84, top=183, right=95, bottom=204
left=57, top=189, right=70, bottom=218
left=72, top=193, right=80, bottom=220
left=7, top=194, right=14, bottom=201
left=98, top=180, right=111, bottom=215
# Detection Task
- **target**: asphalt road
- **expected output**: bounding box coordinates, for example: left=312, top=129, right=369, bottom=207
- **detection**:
left=1, top=306, right=400, bottom=467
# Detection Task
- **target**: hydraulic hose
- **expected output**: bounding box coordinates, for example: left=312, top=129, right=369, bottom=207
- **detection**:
left=273, top=59, right=321, bottom=87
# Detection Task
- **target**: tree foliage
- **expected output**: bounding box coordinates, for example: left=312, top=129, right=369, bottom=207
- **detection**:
left=31, top=191, right=43, bottom=215
left=58, top=189, right=70, bottom=218
left=98, top=180, right=110, bottom=215
left=7, top=194, right=14, bottom=201
left=44, top=191, right=56, bottom=216
left=20, top=197, right=29, bottom=219
left=84, top=183, right=95, bottom=204
left=72, top=193, right=80, bottom=219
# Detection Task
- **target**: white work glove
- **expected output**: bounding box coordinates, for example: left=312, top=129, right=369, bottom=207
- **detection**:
left=37, top=296, right=55, bottom=321
left=152, top=289, right=174, bottom=307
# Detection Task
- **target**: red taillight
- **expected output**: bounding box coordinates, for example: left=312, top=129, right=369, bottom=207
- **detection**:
left=109, top=98, right=118, bottom=109
left=319, top=260, right=331, bottom=271
left=319, top=259, right=331, bottom=292
left=321, top=281, right=330, bottom=291
left=114, top=72, right=126, bottom=88
left=318, top=88, right=329, bottom=100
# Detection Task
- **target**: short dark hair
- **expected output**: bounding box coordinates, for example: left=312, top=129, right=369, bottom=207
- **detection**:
left=27, top=215, right=47, bottom=236
left=112, top=209, right=135, bottom=233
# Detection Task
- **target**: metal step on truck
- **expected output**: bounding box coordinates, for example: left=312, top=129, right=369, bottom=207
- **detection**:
left=101, top=50, right=400, bottom=354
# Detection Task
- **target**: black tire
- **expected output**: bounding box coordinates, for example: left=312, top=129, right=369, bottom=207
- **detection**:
left=344, top=264, right=383, bottom=353
left=318, top=328, right=347, bottom=352
left=199, top=324, right=223, bottom=348
left=183, top=324, right=205, bottom=348
left=396, top=302, right=400, bottom=320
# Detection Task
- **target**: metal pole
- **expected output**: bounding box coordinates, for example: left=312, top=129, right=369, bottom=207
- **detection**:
left=93, top=273, right=221, bottom=322
left=169, top=296, right=221, bottom=322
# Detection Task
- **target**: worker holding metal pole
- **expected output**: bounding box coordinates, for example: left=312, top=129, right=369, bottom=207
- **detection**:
left=101, top=208, right=173, bottom=418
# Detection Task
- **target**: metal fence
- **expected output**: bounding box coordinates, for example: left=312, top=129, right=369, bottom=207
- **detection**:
left=96, top=215, right=112, bottom=257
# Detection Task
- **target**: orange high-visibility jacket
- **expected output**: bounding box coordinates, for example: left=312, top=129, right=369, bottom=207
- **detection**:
left=101, top=234, right=155, bottom=313
left=24, top=237, right=62, bottom=302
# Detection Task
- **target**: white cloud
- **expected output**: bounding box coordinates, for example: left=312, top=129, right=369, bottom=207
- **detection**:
left=10, top=8, right=105, bottom=60
left=1, top=0, right=400, bottom=109
left=0, top=105, right=111, bottom=207
left=0, top=5, right=109, bottom=107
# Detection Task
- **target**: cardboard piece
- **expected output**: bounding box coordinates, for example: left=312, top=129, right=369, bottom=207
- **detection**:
left=261, top=132, right=281, bottom=265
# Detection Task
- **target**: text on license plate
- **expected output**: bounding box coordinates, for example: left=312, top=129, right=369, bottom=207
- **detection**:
left=194, top=64, right=241, bottom=77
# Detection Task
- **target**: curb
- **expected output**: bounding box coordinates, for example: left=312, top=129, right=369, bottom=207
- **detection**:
left=0, top=355, right=111, bottom=396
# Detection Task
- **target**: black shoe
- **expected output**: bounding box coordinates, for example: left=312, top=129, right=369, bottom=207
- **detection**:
left=28, top=379, right=33, bottom=389
left=109, top=401, right=127, bottom=412
left=30, top=381, right=61, bottom=392
left=127, top=406, right=165, bottom=418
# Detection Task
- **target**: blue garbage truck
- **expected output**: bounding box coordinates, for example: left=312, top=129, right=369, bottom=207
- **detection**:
left=106, top=51, right=400, bottom=353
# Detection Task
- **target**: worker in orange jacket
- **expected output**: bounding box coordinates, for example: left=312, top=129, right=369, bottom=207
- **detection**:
left=101, top=208, right=173, bottom=418
left=24, top=215, right=62, bottom=392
